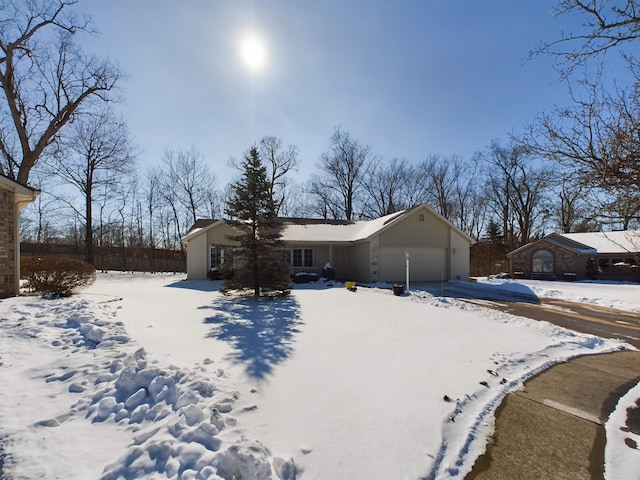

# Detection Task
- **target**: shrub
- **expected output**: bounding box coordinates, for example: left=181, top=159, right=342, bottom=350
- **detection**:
left=208, top=267, right=235, bottom=281
left=21, top=256, right=96, bottom=297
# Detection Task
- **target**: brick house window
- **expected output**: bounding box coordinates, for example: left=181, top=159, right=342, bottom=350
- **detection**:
left=532, top=249, right=554, bottom=273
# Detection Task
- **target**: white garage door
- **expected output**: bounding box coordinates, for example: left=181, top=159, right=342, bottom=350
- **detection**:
left=379, top=247, right=447, bottom=282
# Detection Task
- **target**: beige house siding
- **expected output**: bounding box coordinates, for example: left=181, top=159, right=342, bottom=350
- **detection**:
left=450, top=229, right=471, bottom=280
left=378, top=209, right=449, bottom=247
left=205, top=222, right=238, bottom=246
left=185, top=232, right=209, bottom=280
left=347, top=241, right=371, bottom=282
left=185, top=222, right=239, bottom=280
left=331, top=245, right=349, bottom=280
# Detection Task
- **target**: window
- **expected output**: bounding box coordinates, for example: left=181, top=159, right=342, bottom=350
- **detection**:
left=210, top=246, right=226, bottom=269
left=291, top=248, right=313, bottom=267
left=598, top=257, right=610, bottom=273
left=611, top=257, right=626, bottom=273
left=532, top=250, right=554, bottom=273
left=418, top=213, right=425, bottom=222
left=599, top=256, right=638, bottom=274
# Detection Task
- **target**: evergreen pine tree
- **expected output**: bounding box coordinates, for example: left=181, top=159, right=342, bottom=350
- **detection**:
left=223, top=147, right=291, bottom=296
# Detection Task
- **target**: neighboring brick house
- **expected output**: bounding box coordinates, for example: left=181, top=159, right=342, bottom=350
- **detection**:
left=508, top=231, right=640, bottom=282
left=0, top=174, right=39, bottom=298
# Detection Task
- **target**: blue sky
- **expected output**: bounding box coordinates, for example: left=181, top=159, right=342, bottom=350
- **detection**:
left=79, top=0, right=581, bottom=185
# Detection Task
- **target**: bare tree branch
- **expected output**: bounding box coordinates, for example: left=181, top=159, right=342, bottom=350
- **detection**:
left=0, top=0, right=122, bottom=183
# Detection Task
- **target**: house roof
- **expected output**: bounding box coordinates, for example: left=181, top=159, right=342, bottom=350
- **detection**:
left=508, top=230, right=640, bottom=257
left=280, top=209, right=407, bottom=243
left=0, top=173, right=40, bottom=206
left=560, top=230, right=640, bottom=255
left=181, top=219, right=225, bottom=243
left=181, top=204, right=474, bottom=245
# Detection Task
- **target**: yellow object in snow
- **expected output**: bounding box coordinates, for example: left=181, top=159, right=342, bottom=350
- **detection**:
left=345, top=281, right=356, bottom=289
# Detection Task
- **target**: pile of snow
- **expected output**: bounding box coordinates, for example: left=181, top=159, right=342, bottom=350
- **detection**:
left=0, top=273, right=637, bottom=479
left=606, top=380, right=640, bottom=480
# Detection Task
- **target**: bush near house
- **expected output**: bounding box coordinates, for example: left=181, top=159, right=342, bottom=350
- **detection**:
left=21, top=256, right=96, bottom=297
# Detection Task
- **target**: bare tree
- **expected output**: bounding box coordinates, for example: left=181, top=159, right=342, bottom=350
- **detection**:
left=0, top=0, right=123, bottom=184
left=522, top=77, right=640, bottom=228
left=161, top=146, right=217, bottom=230
left=531, top=0, right=640, bottom=74
left=476, top=140, right=552, bottom=248
left=361, top=157, right=411, bottom=218
left=313, top=127, right=374, bottom=220
left=258, top=136, right=299, bottom=216
left=279, top=181, right=315, bottom=218
left=551, top=177, right=600, bottom=232
left=46, top=106, right=135, bottom=264
left=418, top=154, right=461, bottom=220
left=18, top=171, right=68, bottom=243
left=451, top=157, right=487, bottom=239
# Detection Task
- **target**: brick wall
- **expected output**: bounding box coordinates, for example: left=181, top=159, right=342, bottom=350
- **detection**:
left=0, top=189, right=16, bottom=298
left=510, top=239, right=578, bottom=279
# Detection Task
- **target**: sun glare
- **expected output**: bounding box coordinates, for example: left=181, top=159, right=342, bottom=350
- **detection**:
left=240, top=33, right=267, bottom=72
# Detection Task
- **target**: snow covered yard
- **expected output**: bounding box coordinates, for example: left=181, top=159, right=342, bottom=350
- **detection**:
left=0, top=273, right=637, bottom=479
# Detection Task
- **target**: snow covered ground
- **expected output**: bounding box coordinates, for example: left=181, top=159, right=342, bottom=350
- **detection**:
left=0, top=273, right=638, bottom=479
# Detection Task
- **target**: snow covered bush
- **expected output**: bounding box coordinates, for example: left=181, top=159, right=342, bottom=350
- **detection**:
left=21, top=256, right=96, bottom=297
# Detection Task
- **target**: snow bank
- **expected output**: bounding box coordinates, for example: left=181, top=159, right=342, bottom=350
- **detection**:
left=605, top=379, right=640, bottom=480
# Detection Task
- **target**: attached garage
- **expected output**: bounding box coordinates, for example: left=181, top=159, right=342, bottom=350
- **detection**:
left=379, top=247, right=447, bottom=282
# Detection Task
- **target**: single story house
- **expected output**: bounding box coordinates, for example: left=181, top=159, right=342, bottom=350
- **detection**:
left=181, top=204, right=473, bottom=284
left=508, top=230, right=640, bottom=282
left=0, top=173, right=39, bottom=298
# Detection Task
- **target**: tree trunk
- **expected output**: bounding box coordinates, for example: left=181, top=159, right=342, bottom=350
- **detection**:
left=85, top=184, right=94, bottom=265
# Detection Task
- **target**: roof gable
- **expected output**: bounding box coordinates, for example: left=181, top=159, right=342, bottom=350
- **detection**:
left=508, top=234, right=596, bottom=257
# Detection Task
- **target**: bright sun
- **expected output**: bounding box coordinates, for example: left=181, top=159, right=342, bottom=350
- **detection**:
left=240, top=33, right=267, bottom=72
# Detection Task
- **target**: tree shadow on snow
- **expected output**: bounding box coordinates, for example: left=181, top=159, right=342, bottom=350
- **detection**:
left=204, top=296, right=303, bottom=379
left=409, top=281, right=541, bottom=304
left=163, top=279, right=223, bottom=292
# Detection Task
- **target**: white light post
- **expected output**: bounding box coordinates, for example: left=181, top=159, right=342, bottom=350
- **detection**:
left=405, top=250, right=410, bottom=293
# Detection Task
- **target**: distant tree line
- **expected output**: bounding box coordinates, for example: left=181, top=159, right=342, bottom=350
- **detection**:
left=2, top=0, right=640, bottom=274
